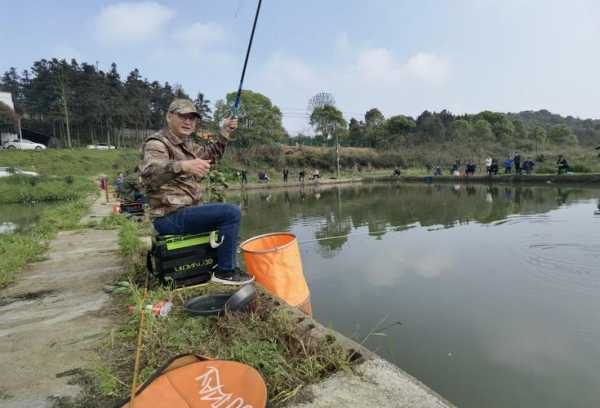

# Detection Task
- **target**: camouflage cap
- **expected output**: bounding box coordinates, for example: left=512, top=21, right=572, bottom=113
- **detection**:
left=168, top=99, right=200, bottom=117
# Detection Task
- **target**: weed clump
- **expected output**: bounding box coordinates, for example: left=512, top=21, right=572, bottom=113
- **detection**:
left=85, top=220, right=354, bottom=406
left=100, top=286, right=352, bottom=405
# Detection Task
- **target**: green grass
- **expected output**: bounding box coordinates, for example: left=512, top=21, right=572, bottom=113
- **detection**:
left=0, top=174, right=98, bottom=285
left=0, top=175, right=96, bottom=204
left=211, top=143, right=600, bottom=184
left=0, top=148, right=142, bottom=285
left=85, top=213, right=130, bottom=230
left=3, top=144, right=598, bottom=186
left=53, top=219, right=354, bottom=407
left=100, top=286, right=352, bottom=405
left=0, top=148, right=139, bottom=177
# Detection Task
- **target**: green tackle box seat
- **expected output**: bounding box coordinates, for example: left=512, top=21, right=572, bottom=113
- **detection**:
left=148, top=232, right=220, bottom=287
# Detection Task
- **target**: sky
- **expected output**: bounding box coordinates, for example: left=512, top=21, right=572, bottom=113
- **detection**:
left=1, top=0, right=599, bottom=134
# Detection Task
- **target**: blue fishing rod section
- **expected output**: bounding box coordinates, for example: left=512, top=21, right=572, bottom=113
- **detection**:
left=232, top=0, right=263, bottom=116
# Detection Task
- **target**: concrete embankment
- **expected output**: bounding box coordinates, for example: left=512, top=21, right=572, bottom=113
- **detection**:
left=229, top=173, right=600, bottom=192
left=0, top=196, right=123, bottom=407
left=289, top=358, right=453, bottom=408
left=281, top=303, right=455, bottom=408
left=377, top=173, right=600, bottom=185
left=229, top=177, right=364, bottom=191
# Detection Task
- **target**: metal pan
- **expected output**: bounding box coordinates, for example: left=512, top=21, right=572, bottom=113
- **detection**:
left=184, top=284, right=256, bottom=317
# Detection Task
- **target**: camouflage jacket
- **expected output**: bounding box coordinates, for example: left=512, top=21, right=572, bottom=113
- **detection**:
left=140, top=128, right=229, bottom=218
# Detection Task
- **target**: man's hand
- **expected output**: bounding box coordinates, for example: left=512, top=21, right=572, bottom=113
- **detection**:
left=223, top=117, right=238, bottom=131
left=180, top=158, right=211, bottom=176
left=221, top=117, right=239, bottom=138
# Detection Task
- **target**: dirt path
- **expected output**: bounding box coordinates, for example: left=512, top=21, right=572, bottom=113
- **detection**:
left=0, top=196, right=122, bottom=408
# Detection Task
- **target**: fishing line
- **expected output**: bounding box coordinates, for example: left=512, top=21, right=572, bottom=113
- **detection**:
left=235, top=228, right=406, bottom=255
left=298, top=229, right=390, bottom=245
left=128, top=269, right=150, bottom=408
left=293, top=224, right=419, bottom=245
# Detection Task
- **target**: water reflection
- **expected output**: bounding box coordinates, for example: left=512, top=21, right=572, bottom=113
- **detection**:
left=0, top=222, right=17, bottom=234
left=233, top=183, right=600, bottom=408
left=0, top=203, right=49, bottom=234
left=235, top=183, right=599, bottom=255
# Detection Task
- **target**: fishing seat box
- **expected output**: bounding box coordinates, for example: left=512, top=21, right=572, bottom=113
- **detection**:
left=149, top=232, right=219, bottom=287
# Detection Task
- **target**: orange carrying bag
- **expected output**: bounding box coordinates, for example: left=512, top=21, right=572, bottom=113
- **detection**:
left=118, top=355, right=267, bottom=408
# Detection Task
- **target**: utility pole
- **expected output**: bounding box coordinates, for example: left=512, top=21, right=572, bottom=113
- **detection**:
left=333, top=123, right=340, bottom=178
left=17, top=115, right=23, bottom=142
left=61, top=83, right=72, bottom=148
left=57, top=68, right=72, bottom=148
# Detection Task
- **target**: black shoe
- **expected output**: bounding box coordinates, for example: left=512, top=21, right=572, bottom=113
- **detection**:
left=211, top=267, right=255, bottom=285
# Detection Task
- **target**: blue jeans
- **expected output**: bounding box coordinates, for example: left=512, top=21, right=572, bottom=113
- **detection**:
left=153, top=204, right=241, bottom=270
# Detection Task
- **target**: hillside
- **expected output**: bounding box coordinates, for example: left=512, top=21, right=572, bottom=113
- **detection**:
left=508, top=110, right=600, bottom=146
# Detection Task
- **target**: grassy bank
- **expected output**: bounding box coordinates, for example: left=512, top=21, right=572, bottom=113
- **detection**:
left=0, top=172, right=99, bottom=286
left=0, top=150, right=139, bottom=287
left=52, top=219, right=354, bottom=407
left=0, top=175, right=96, bottom=204
left=0, top=148, right=139, bottom=177
left=3, top=145, right=598, bottom=185
left=217, top=144, right=600, bottom=183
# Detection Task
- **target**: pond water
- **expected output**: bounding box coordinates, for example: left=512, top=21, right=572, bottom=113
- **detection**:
left=232, top=182, right=600, bottom=408
left=0, top=203, right=50, bottom=234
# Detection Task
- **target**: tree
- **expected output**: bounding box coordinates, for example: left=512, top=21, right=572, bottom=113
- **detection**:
left=471, top=119, right=494, bottom=143
left=386, top=115, right=415, bottom=134
left=310, top=105, right=347, bottom=138
left=548, top=124, right=577, bottom=145
left=492, top=117, right=515, bottom=145
left=2, top=58, right=212, bottom=148
left=364, top=108, right=385, bottom=128
left=437, top=109, right=454, bottom=129
left=364, top=108, right=385, bottom=148
left=417, top=113, right=445, bottom=143
left=0, top=101, right=17, bottom=128
left=384, top=115, right=415, bottom=146
left=0, top=68, right=24, bottom=114
left=448, top=119, right=472, bottom=144
left=105, top=63, right=125, bottom=146
left=476, top=111, right=504, bottom=127
left=124, top=69, right=152, bottom=138
left=348, top=118, right=366, bottom=147
left=310, top=104, right=347, bottom=177
left=213, top=89, right=285, bottom=147
left=512, top=119, right=528, bottom=142
left=194, top=92, right=212, bottom=124
left=531, top=126, right=547, bottom=153
left=173, top=84, right=189, bottom=99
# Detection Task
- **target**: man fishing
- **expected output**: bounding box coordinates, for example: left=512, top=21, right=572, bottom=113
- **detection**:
left=140, top=98, right=253, bottom=285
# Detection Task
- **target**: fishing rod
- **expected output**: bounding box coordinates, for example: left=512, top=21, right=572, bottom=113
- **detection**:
left=232, top=0, right=263, bottom=117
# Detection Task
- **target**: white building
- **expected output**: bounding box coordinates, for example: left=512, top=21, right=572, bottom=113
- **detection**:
left=0, top=91, right=19, bottom=143
left=0, top=91, right=15, bottom=111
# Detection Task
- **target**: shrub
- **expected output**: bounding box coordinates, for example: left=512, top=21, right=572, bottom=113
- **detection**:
left=569, top=164, right=592, bottom=173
